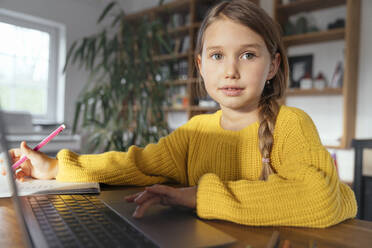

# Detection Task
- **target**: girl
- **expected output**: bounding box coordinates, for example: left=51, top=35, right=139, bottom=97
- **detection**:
left=6, top=0, right=356, bottom=227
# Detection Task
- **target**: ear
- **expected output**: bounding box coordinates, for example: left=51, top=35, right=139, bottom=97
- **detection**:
left=267, top=53, right=281, bottom=81
left=197, top=54, right=203, bottom=77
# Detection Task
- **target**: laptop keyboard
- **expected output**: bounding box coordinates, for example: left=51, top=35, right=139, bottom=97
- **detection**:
left=27, top=194, right=158, bottom=248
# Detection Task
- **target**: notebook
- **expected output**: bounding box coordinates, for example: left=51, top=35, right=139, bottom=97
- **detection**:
left=0, top=176, right=100, bottom=197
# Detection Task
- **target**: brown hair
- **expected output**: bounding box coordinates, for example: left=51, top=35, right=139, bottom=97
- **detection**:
left=194, top=0, right=288, bottom=180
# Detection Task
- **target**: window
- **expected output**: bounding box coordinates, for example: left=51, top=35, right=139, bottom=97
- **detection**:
left=0, top=9, right=65, bottom=123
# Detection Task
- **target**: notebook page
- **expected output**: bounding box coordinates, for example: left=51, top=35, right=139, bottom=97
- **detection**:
left=0, top=176, right=100, bottom=197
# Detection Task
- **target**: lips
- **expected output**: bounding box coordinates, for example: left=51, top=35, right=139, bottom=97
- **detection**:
left=219, top=86, right=244, bottom=96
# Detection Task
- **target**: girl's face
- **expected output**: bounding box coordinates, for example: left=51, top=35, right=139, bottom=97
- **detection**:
left=197, top=17, right=280, bottom=113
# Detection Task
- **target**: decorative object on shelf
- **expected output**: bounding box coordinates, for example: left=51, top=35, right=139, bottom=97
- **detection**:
left=330, top=61, right=344, bottom=88
left=170, top=85, right=188, bottom=109
left=284, top=20, right=296, bottom=36
left=157, top=65, right=171, bottom=82
left=174, top=37, right=182, bottom=53
left=288, top=54, right=313, bottom=88
left=180, top=35, right=190, bottom=53
left=184, top=13, right=191, bottom=25
left=64, top=1, right=171, bottom=153
left=313, top=72, right=327, bottom=90
left=171, top=13, right=185, bottom=28
left=284, top=14, right=319, bottom=36
left=199, top=96, right=218, bottom=108
left=299, top=73, right=313, bottom=89
left=295, top=16, right=308, bottom=34
left=328, top=18, right=345, bottom=30
left=177, top=60, right=188, bottom=80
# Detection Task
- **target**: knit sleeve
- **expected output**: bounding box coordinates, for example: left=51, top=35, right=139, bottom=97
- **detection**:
left=196, top=110, right=357, bottom=228
left=55, top=120, right=194, bottom=186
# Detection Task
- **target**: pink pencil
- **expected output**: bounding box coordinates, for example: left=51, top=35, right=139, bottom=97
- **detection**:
left=11, top=124, right=66, bottom=171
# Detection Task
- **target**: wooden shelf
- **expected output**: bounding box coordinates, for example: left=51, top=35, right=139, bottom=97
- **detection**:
left=164, top=79, right=189, bottom=86
left=194, top=22, right=202, bottom=30
left=168, top=25, right=190, bottom=37
left=283, top=28, right=345, bottom=46
left=286, top=87, right=343, bottom=96
left=276, top=0, right=346, bottom=15
left=326, top=144, right=342, bottom=149
left=163, top=106, right=187, bottom=112
left=168, top=23, right=202, bottom=36
left=125, top=0, right=190, bottom=21
left=153, top=52, right=189, bottom=62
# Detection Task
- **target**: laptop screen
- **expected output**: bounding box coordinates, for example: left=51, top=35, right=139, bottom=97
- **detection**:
left=0, top=109, right=34, bottom=248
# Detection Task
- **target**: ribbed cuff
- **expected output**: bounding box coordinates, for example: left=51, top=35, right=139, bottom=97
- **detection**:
left=196, top=173, right=225, bottom=219
left=55, top=149, right=83, bottom=182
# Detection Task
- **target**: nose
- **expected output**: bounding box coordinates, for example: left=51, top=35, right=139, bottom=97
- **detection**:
left=224, top=59, right=240, bottom=79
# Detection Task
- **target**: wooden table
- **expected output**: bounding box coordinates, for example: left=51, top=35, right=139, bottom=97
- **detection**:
left=1, top=187, right=372, bottom=248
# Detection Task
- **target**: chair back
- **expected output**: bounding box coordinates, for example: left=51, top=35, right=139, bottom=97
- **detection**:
left=352, top=139, right=372, bottom=220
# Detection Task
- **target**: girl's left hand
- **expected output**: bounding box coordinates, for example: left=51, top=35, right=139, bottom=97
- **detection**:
left=125, top=184, right=197, bottom=218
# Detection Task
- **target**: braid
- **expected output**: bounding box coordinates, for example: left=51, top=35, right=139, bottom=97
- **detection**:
left=258, top=92, right=280, bottom=181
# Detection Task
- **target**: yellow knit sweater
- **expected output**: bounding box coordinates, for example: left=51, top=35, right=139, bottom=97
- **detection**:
left=56, top=105, right=357, bottom=227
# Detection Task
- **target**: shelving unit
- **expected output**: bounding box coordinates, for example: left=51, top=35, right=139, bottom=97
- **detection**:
left=124, top=0, right=359, bottom=148
left=274, top=0, right=360, bottom=148
left=286, top=87, right=343, bottom=96
left=282, top=28, right=345, bottom=46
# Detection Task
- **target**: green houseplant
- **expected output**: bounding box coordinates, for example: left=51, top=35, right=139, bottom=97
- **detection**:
left=65, top=1, right=172, bottom=153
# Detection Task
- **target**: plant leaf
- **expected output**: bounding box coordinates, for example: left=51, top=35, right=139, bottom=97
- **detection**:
left=63, top=40, right=77, bottom=72
left=72, top=101, right=82, bottom=134
left=97, top=1, right=117, bottom=24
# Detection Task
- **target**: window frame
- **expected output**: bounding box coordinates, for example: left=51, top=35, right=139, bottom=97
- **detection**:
left=0, top=8, right=65, bottom=124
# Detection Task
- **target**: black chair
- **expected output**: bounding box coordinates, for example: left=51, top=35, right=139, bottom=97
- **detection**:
left=352, top=139, right=372, bottom=220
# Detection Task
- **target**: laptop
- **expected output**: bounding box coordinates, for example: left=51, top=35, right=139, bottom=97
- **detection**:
left=0, top=110, right=236, bottom=248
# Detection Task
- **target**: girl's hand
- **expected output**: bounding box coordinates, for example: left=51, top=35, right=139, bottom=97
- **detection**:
left=125, top=184, right=197, bottom=218
left=0, top=141, right=58, bottom=181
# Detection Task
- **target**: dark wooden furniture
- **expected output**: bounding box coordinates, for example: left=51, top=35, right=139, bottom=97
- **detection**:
left=1, top=185, right=372, bottom=248
left=352, top=139, right=372, bottom=221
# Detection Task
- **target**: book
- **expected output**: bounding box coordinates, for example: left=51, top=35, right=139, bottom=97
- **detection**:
left=0, top=176, right=100, bottom=197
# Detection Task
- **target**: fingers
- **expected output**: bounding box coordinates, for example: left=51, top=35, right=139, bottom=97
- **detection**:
left=15, top=163, right=32, bottom=181
left=130, top=185, right=175, bottom=205
left=127, top=185, right=186, bottom=218
left=9, top=148, right=22, bottom=163
left=20, top=141, right=33, bottom=157
left=15, top=168, right=26, bottom=182
left=125, top=192, right=142, bottom=202
left=126, top=190, right=157, bottom=205
left=145, top=184, right=176, bottom=199
left=133, top=190, right=157, bottom=205
left=132, top=196, right=161, bottom=218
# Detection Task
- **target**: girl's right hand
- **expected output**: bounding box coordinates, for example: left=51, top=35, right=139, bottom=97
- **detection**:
left=0, top=141, right=59, bottom=181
